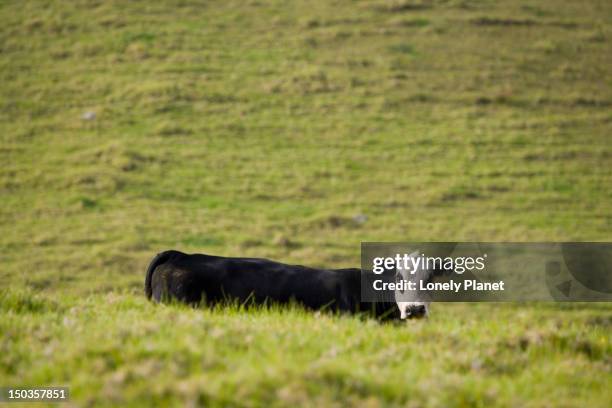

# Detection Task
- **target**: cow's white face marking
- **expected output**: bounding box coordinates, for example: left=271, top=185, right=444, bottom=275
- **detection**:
left=396, top=301, right=429, bottom=319
left=394, top=251, right=430, bottom=319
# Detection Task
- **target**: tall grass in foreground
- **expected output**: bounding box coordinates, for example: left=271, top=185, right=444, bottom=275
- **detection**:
left=1, top=288, right=610, bottom=406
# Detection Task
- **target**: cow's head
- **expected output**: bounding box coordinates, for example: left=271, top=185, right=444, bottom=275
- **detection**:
left=394, top=251, right=430, bottom=319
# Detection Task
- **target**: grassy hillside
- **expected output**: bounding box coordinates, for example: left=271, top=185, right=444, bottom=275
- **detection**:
left=2, top=291, right=611, bottom=407
left=1, top=0, right=611, bottom=406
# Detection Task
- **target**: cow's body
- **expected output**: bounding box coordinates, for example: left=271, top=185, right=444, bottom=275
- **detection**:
left=144, top=250, right=409, bottom=320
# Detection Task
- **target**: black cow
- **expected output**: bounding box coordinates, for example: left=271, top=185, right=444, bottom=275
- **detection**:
left=144, top=250, right=427, bottom=320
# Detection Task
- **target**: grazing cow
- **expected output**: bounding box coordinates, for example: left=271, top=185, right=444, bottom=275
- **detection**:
left=144, top=250, right=429, bottom=320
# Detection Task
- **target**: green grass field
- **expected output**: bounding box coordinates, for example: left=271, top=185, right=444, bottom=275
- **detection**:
left=1, top=0, right=611, bottom=406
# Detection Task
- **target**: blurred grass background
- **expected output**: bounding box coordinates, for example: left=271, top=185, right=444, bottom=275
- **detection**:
left=1, top=0, right=611, bottom=406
